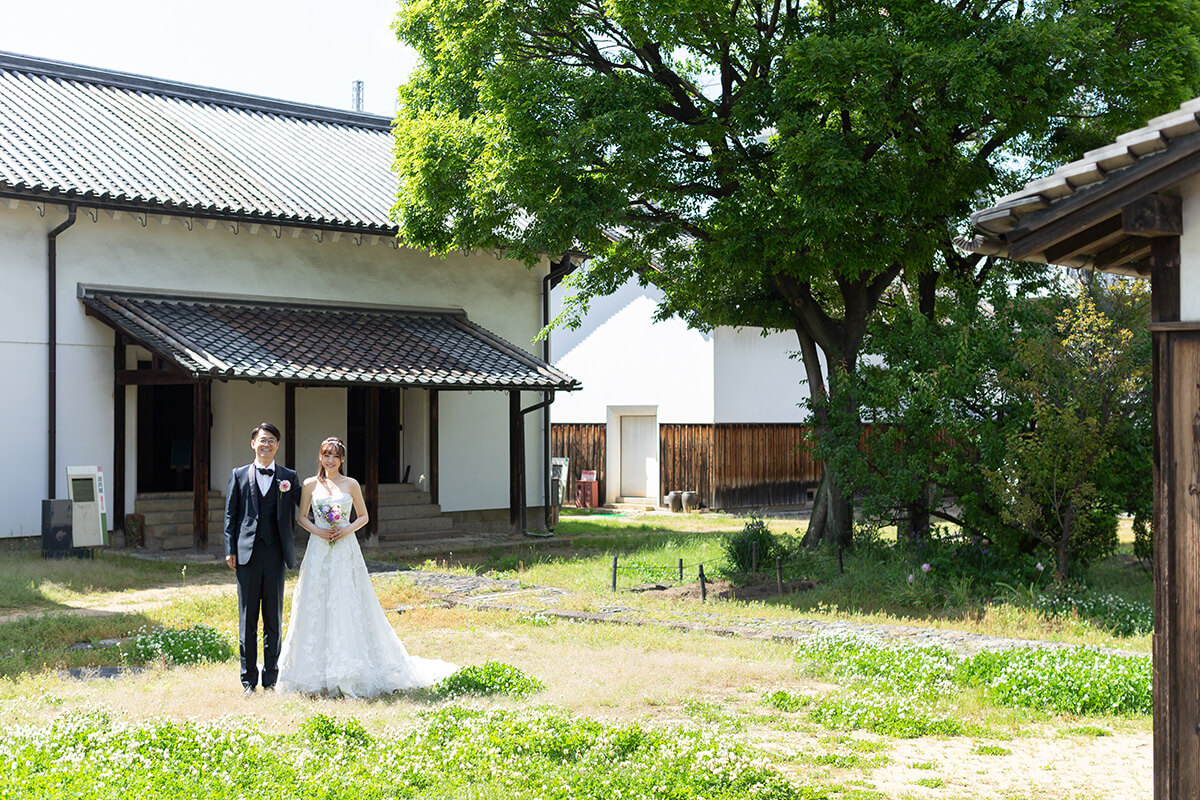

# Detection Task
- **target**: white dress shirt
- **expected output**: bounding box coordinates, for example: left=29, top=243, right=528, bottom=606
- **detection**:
left=254, top=460, right=277, bottom=495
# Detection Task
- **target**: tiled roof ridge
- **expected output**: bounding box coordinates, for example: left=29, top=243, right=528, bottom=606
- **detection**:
left=0, top=50, right=393, bottom=132
left=78, top=284, right=462, bottom=317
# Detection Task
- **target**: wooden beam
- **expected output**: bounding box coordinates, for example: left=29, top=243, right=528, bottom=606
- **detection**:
left=429, top=390, right=439, bottom=505
left=1152, top=236, right=1182, bottom=324
left=284, top=384, right=295, bottom=471
left=1006, top=145, right=1200, bottom=261
left=112, top=334, right=126, bottom=536
left=364, top=387, right=379, bottom=540
left=1042, top=215, right=1123, bottom=263
left=192, top=380, right=211, bottom=553
left=115, top=369, right=193, bottom=386
left=1123, top=193, right=1183, bottom=237
left=1093, top=238, right=1153, bottom=272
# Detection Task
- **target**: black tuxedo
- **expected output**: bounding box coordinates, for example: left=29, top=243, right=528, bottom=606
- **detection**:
left=224, top=463, right=298, bottom=689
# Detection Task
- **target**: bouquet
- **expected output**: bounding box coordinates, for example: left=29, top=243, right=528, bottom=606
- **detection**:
left=314, top=500, right=343, bottom=547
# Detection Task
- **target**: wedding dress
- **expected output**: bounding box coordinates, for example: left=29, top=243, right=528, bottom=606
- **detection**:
left=276, top=490, right=456, bottom=697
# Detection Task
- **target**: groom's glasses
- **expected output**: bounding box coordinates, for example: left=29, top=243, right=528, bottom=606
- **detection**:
left=255, top=437, right=278, bottom=445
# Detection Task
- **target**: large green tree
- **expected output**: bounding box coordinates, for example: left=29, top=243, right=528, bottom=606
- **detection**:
left=391, top=0, right=1200, bottom=547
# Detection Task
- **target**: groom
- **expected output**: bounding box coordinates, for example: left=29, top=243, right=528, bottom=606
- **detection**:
left=224, top=422, right=298, bottom=693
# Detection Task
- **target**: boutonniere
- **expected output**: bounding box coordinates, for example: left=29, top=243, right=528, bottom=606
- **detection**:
left=279, top=480, right=292, bottom=493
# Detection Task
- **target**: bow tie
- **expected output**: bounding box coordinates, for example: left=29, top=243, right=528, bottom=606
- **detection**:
left=257, top=468, right=274, bottom=477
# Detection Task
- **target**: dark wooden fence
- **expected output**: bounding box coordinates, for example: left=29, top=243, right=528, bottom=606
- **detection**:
left=554, top=422, right=821, bottom=509
left=662, top=423, right=821, bottom=509
left=550, top=423, right=606, bottom=503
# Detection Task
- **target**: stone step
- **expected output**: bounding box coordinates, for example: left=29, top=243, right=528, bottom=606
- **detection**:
left=377, top=483, right=424, bottom=499
left=145, top=520, right=223, bottom=538
left=377, top=503, right=443, bottom=521
left=377, top=516, right=455, bottom=535
left=139, top=507, right=226, bottom=526
left=373, top=529, right=473, bottom=545
left=375, top=491, right=431, bottom=507
left=133, top=494, right=224, bottom=514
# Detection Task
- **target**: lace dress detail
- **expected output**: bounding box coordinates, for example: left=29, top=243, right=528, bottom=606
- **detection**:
left=276, top=490, right=457, bottom=697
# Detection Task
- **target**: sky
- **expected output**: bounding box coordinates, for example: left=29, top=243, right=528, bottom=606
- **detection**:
left=0, top=0, right=418, bottom=117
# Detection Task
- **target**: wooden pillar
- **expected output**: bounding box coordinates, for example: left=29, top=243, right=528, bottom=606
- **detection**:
left=112, top=333, right=125, bottom=536
left=509, top=390, right=526, bottom=532
left=429, top=390, right=439, bottom=505
left=1148, top=234, right=1195, bottom=800
left=364, top=386, right=379, bottom=539
left=191, top=380, right=211, bottom=553
left=284, top=383, right=296, bottom=471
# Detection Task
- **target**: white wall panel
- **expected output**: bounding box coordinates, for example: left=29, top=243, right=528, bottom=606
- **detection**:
left=295, top=388, right=347, bottom=480
left=712, top=327, right=812, bottom=423
left=551, top=280, right=714, bottom=423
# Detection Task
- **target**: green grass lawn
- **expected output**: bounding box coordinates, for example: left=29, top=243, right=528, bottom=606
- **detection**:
left=0, top=513, right=1156, bottom=799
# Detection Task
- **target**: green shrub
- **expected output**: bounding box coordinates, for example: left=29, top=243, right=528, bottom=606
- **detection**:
left=809, top=692, right=963, bottom=738
left=982, top=648, right=1150, bottom=715
left=125, top=624, right=234, bottom=666
left=0, top=708, right=810, bottom=799
left=1033, top=588, right=1152, bottom=636
left=764, top=690, right=809, bottom=713
left=300, top=714, right=371, bottom=748
left=793, top=633, right=957, bottom=696
left=796, top=634, right=1151, bottom=720
left=428, top=661, right=544, bottom=699
left=723, top=516, right=778, bottom=573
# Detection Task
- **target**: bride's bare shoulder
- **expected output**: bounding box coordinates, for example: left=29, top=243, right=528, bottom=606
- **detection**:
left=303, top=476, right=320, bottom=487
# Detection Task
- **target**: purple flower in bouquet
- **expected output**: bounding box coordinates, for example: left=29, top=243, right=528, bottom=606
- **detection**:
left=315, top=501, right=343, bottom=547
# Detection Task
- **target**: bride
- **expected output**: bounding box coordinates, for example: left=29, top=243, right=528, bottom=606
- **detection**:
left=276, top=436, right=456, bottom=697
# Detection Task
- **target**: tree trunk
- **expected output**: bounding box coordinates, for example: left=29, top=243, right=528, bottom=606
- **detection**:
left=1055, top=503, right=1075, bottom=584
left=793, top=326, right=855, bottom=550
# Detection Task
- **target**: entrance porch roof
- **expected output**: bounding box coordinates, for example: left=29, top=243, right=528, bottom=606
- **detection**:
left=79, top=284, right=580, bottom=391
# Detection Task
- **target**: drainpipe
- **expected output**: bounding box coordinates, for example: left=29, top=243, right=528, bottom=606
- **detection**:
left=540, top=255, right=574, bottom=532
left=47, top=205, right=77, bottom=499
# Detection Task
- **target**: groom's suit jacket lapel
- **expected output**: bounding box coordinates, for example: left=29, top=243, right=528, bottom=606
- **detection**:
left=245, top=465, right=261, bottom=521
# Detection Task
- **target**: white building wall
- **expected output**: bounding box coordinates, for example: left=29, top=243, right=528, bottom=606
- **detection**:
left=293, top=388, right=348, bottom=480
left=712, top=327, right=811, bottom=423
left=1180, top=174, right=1200, bottom=320
left=550, top=280, right=715, bottom=423
left=1, top=201, right=551, bottom=537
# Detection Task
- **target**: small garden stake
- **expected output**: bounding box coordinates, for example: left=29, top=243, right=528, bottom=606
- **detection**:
left=698, top=564, right=707, bottom=603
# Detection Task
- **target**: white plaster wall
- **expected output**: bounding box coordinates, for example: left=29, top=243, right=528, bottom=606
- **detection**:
left=1179, top=174, right=1200, bottom=320
left=1, top=206, right=57, bottom=536
left=212, top=381, right=286, bottom=488
left=0, top=343, right=49, bottom=537
left=550, top=279, right=714, bottom=423
left=712, top=327, right=812, bottom=423
left=294, top=388, right=348, bottom=480
left=403, top=389, right=430, bottom=491
left=438, top=390, right=544, bottom=511
left=3, top=198, right=552, bottom=536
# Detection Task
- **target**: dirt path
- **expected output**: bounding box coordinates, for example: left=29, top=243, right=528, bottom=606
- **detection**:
left=0, top=573, right=234, bottom=625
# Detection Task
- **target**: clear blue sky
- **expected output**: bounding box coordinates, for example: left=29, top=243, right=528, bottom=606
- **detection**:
left=0, top=0, right=416, bottom=117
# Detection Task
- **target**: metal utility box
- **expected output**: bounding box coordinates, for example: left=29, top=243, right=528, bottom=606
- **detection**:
left=550, top=457, right=569, bottom=507
left=41, top=499, right=73, bottom=558
left=575, top=479, right=598, bottom=509
left=66, top=466, right=108, bottom=547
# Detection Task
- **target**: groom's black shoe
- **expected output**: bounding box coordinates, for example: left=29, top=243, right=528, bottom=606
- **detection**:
left=262, top=683, right=275, bottom=692
left=242, top=685, right=256, bottom=695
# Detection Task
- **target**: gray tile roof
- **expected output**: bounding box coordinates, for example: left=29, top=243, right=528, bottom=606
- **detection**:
left=0, top=52, right=398, bottom=232
left=79, top=285, right=580, bottom=390
left=960, top=96, right=1200, bottom=274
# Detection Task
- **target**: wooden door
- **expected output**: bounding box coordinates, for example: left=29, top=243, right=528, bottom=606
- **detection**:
left=620, top=415, right=656, bottom=498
